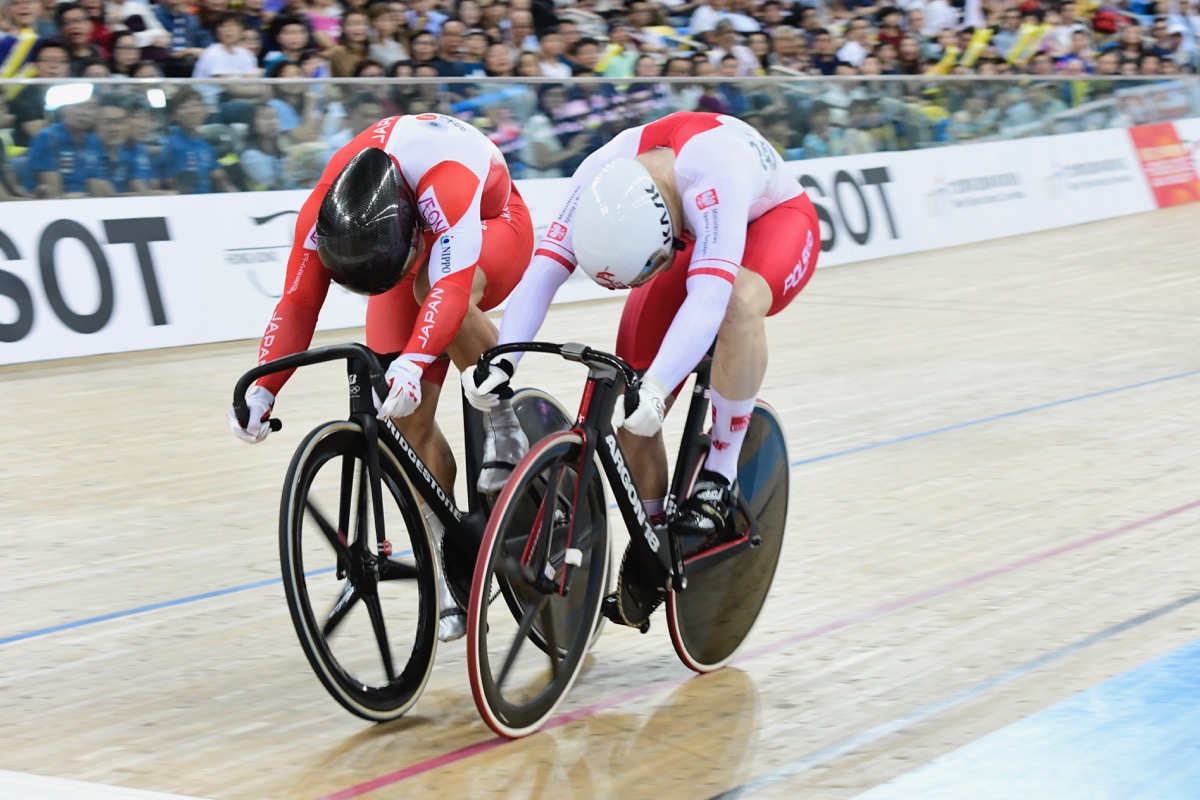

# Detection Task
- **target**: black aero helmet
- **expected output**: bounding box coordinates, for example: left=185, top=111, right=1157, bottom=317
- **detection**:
left=316, top=147, right=417, bottom=296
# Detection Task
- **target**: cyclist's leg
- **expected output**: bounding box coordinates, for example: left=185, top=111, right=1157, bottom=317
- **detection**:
left=679, top=193, right=819, bottom=535
left=368, top=265, right=465, bottom=640
left=614, top=244, right=693, bottom=515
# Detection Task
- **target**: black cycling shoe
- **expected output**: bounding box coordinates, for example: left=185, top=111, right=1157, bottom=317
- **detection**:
left=673, top=469, right=738, bottom=554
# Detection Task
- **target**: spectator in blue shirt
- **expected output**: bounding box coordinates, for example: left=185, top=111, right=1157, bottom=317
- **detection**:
left=157, top=86, right=236, bottom=193
left=154, top=0, right=206, bottom=76
left=25, top=96, right=106, bottom=198
left=91, top=96, right=157, bottom=195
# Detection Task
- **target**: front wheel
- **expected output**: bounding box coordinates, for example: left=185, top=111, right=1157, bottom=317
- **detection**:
left=666, top=401, right=789, bottom=672
left=280, top=421, right=438, bottom=722
left=466, top=431, right=610, bottom=738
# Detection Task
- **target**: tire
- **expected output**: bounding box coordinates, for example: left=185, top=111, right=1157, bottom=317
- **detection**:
left=666, top=401, right=789, bottom=672
left=280, top=421, right=438, bottom=722
left=466, top=430, right=610, bottom=738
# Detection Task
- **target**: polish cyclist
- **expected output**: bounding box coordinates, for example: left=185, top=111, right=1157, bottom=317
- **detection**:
left=463, top=111, right=819, bottom=605
left=227, top=113, right=534, bottom=641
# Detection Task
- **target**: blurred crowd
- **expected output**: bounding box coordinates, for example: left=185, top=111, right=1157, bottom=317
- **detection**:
left=2, top=0, right=1198, bottom=198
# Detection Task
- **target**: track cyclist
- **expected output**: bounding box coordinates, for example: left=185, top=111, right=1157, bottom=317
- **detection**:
left=227, top=113, right=535, bottom=642
left=464, top=110, right=819, bottom=595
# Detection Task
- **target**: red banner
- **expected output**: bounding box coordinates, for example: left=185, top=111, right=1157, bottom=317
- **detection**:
left=1128, top=123, right=1200, bottom=208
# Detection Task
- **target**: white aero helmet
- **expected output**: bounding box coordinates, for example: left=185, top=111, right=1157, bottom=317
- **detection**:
left=572, top=158, right=676, bottom=290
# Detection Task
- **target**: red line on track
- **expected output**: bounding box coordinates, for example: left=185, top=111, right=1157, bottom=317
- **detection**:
left=317, top=498, right=1200, bottom=799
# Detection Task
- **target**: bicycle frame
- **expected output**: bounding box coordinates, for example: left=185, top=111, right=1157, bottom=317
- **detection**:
left=232, top=343, right=487, bottom=560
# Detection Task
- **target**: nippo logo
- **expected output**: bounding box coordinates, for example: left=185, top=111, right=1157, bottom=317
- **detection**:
left=696, top=188, right=719, bottom=210
left=547, top=222, right=567, bottom=241
left=416, top=113, right=439, bottom=121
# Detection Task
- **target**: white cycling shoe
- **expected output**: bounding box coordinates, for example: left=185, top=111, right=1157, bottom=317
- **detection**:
left=477, top=399, right=529, bottom=494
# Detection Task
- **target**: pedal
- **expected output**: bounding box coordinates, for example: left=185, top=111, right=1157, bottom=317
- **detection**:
left=609, top=542, right=664, bottom=631
left=601, top=594, right=651, bottom=633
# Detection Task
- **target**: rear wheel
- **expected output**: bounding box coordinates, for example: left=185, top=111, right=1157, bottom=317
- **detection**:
left=666, top=402, right=789, bottom=672
left=466, top=431, right=610, bottom=738
left=280, top=421, right=438, bottom=721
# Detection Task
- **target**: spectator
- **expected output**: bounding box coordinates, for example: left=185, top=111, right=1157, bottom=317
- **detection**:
left=296, top=46, right=326, bottom=77
left=239, top=0, right=267, bottom=35
left=715, top=52, right=751, bottom=114
left=1, top=0, right=43, bottom=85
left=536, top=28, right=571, bottom=77
left=127, top=95, right=164, bottom=166
left=196, top=0, right=230, bottom=47
left=129, top=58, right=161, bottom=77
left=25, top=95, right=103, bottom=198
left=568, top=35, right=602, bottom=75
left=158, top=86, right=236, bottom=193
left=660, top=55, right=703, bottom=113
left=106, top=0, right=171, bottom=51
left=708, top=18, right=759, bottom=75
left=991, top=7, right=1022, bottom=59
left=483, top=39, right=514, bottom=75
left=768, top=25, right=808, bottom=71
left=0, top=95, right=30, bottom=200
left=79, top=54, right=110, bottom=77
left=32, top=0, right=57, bottom=37
left=837, top=16, right=871, bottom=67
left=265, top=59, right=321, bottom=144
left=239, top=102, right=290, bottom=189
left=240, top=26, right=263, bottom=59
left=193, top=12, right=262, bottom=106
left=352, top=56, right=385, bottom=76
left=295, top=0, right=338, bottom=50
left=91, top=96, right=155, bottom=195
left=514, top=49, right=539, bottom=77
left=406, top=0, right=447, bottom=36
left=809, top=27, right=840, bottom=75
left=1113, top=23, right=1146, bottom=63
left=508, top=10, right=537, bottom=52
left=368, top=3, right=407, bottom=69
left=801, top=101, right=845, bottom=158
left=459, top=28, right=488, bottom=75
left=107, top=29, right=142, bottom=76
left=744, top=30, right=772, bottom=71
left=262, top=14, right=311, bottom=72
left=556, top=0, right=606, bottom=39
left=409, top=29, right=449, bottom=72
left=434, top=19, right=467, bottom=74
left=9, top=39, right=71, bottom=147
left=895, top=34, right=923, bottom=74
left=327, top=8, right=370, bottom=76
left=323, top=89, right=382, bottom=150
left=79, top=0, right=114, bottom=52
left=519, top=83, right=591, bottom=177
left=456, top=0, right=483, bottom=30
left=56, top=3, right=105, bottom=74
left=154, top=0, right=206, bottom=76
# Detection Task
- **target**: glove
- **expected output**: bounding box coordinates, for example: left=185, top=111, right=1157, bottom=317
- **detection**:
left=228, top=385, right=275, bottom=444
left=461, top=354, right=516, bottom=411
left=377, top=356, right=424, bottom=419
left=613, top=374, right=668, bottom=437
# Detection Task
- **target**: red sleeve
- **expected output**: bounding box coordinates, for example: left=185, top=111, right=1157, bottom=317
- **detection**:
left=399, top=267, right=474, bottom=371
left=254, top=183, right=333, bottom=396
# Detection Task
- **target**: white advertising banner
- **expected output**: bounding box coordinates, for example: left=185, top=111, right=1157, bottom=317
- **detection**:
left=0, top=125, right=1171, bottom=366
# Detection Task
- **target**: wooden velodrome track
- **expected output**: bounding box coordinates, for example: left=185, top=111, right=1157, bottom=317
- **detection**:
left=1, top=205, right=1197, bottom=799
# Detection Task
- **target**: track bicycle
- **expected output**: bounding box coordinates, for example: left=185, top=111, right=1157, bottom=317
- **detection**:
left=231, top=342, right=606, bottom=722
left=465, top=342, right=790, bottom=738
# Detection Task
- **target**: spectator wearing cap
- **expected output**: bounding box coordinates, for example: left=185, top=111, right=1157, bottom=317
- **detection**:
left=91, top=96, right=155, bottom=195
left=158, top=86, right=236, bottom=193
left=106, top=0, right=171, bottom=50
left=9, top=39, right=71, bottom=147
left=55, top=3, right=104, bottom=75
left=707, top=18, right=760, bottom=74
left=24, top=94, right=104, bottom=198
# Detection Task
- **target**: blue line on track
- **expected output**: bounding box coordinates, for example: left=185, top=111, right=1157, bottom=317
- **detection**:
left=3, top=367, right=1196, bottom=648
left=709, top=588, right=1200, bottom=799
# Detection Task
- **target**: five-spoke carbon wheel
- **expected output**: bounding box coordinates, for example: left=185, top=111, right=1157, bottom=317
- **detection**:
left=280, top=421, right=438, bottom=722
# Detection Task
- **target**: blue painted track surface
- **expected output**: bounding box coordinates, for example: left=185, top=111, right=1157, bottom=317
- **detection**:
left=857, top=637, right=1200, bottom=799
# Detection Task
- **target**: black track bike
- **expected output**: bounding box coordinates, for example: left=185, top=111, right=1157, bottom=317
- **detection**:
left=231, top=343, right=605, bottom=722
left=465, top=342, right=789, bottom=738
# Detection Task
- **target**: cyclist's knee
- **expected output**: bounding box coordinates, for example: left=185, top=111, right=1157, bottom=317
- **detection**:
left=723, top=271, right=772, bottom=327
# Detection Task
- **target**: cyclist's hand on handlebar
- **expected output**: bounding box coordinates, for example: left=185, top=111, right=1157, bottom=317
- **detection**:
left=613, top=374, right=668, bottom=437
left=461, top=354, right=517, bottom=411
left=228, top=385, right=275, bottom=444
left=377, top=356, right=424, bottom=419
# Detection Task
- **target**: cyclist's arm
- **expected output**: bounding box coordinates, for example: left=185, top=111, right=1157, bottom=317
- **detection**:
left=254, top=185, right=334, bottom=396
left=644, top=174, right=748, bottom=392
left=497, top=145, right=623, bottom=348
left=397, top=160, right=485, bottom=372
